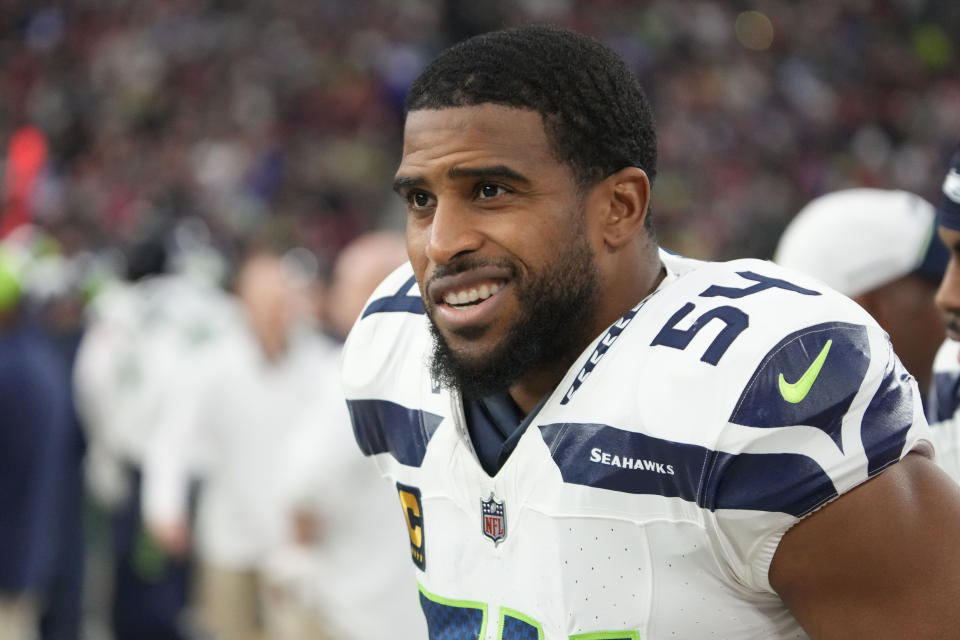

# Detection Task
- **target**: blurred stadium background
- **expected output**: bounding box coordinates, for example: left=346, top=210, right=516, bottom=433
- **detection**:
left=1, top=1, right=959, bottom=638
left=2, top=0, right=959, bottom=263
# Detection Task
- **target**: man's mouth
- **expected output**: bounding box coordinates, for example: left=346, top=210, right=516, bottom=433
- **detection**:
left=428, top=264, right=514, bottom=311
left=442, top=281, right=505, bottom=308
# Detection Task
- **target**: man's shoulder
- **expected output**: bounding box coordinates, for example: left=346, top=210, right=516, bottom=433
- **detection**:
left=637, top=253, right=881, bottom=379
left=559, top=252, right=909, bottom=458
left=661, top=252, right=871, bottom=324
left=546, top=253, right=925, bottom=532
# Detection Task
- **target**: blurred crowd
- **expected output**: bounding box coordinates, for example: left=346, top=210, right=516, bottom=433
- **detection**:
left=1, top=0, right=959, bottom=639
left=1, top=0, right=958, bottom=263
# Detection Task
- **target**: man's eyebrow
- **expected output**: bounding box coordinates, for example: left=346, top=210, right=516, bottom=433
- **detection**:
left=392, top=165, right=531, bottom=195
left=448, top=165, right=531, bottom=184
left=392, top=175, right=426, bottom=194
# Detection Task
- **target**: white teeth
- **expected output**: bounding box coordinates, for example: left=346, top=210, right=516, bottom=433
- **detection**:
left=443, top=282, right=504, bottom=307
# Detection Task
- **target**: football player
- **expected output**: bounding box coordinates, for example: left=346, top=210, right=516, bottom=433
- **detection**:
left=930, top=145, right=960, bottom=480
left=342, top=26, right=960, bottom=638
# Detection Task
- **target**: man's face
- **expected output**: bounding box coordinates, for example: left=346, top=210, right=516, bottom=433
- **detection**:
left=936, top=226, right=960, bottom=340
left=395, top=104, right=602, bottom=398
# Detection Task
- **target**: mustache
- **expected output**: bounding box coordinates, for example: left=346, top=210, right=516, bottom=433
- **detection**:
left=427, top=256, right=518, bottom=284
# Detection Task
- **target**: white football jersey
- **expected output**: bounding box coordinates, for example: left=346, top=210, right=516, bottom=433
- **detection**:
left=341, top=250, right=930, bottom=640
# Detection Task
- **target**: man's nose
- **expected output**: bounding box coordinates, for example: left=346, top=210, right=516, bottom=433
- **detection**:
left=425, top=198, right=483, bottom=265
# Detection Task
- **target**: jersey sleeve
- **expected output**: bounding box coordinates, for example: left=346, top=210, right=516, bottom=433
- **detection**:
left=701, top=320, right=931, bottom=593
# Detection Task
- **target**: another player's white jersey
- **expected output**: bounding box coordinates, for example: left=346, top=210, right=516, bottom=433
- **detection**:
left=341, top=250, right=930, bottom=640
left=928, top=339, right=960, bottom=482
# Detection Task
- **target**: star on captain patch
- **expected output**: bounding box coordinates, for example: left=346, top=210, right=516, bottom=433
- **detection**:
left=481, top=492, right=506, bottom=545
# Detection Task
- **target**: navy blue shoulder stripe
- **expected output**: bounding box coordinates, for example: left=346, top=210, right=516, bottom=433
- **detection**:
left=347, top=398, right=442, bottom=467
left=729, top=321, right=870, bottom=452
left=360, top=275, right=424, bottom=318
left=539, top=422, right=837, bottom=518
left=860, top=347, right=914, bottom=476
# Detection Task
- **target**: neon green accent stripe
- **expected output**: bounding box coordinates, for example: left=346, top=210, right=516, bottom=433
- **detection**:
left=499, top=606, right=544, bottom=640
left=778, top=339, right=832, bottom=403
left=569, top=630, right=640, bottom=640
left=417, top=582, right=488, bottom=639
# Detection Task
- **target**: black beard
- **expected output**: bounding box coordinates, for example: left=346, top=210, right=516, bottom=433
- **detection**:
left=426, top=233, right=600, bottom=401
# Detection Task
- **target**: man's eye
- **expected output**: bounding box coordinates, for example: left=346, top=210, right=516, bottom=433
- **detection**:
left=478, top=184, right=505, bottom=199
left=410, top=192, right=432, bottom=207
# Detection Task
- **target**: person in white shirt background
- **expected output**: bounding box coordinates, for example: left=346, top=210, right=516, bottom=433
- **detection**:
left=140, top=241, right=323, bottom=640
left=266, top=230, right=428, bottom=640
left=74, top=222, right=233, bottom=640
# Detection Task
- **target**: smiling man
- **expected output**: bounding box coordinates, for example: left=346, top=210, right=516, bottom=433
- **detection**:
left=342, top=26, right=960, bottom=639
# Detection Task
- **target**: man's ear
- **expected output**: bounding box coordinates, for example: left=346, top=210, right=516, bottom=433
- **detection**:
left=599, top=167, right=651, bottom=251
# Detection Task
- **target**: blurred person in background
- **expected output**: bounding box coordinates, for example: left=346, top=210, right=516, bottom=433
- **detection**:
left=774, top=188, right=948, bottom=406
left=928, top=145, right=960, bottom=480
left=0, top=241, right=72, bottom=640
left=266, top=230, right=426, bottom=640
left=73, top=221, right=233, bottom=640
left=324, top=230, right=411, bottom=341
left=27, top=228, right=98, bottom=640
left=140, top=242, right=323, bottom=640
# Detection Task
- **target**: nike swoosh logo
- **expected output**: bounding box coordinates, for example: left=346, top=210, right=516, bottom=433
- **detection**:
left=778, top=339, right=833, bottom=403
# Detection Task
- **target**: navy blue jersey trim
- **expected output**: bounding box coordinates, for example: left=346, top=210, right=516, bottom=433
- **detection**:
left=860, top=349, right=914, bottom=476
left=539, top=422, right=837, bottom=518
left=729, top=321, right=870, bottom=451
left=360, top=275, right=424, bottom=318
left=347, top=399, right=442, bottom=467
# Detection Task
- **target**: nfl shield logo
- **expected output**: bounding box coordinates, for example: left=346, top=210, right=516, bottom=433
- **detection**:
left=481, top=492, right=506, bottom=545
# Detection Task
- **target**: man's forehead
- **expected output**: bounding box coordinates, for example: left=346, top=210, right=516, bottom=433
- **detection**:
left=397, top=105, right=554, bottom=173
left=402, top=105, right=547, bottom=143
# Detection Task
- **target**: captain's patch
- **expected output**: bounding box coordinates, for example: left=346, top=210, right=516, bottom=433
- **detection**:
left=397, top=483, right=425, bottom=570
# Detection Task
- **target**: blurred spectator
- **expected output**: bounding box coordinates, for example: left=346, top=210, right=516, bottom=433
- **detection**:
left=774, top=187, right=947, bottom=401
left=74, top=223, right=233, bottom=640
left=30, top=242, right=92, bottom=640
left=0, top=240, right=72, bottom=639
left=141, top=246, right=322, bottom=640
left=324, top=229, right=409, bottom=340
left=267, top=230, right=426, bottom=640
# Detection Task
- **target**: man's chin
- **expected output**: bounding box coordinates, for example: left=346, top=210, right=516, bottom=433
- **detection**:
left=437, top=320, right=492, bottom=343
left=429, top=330, right=515, bottom=399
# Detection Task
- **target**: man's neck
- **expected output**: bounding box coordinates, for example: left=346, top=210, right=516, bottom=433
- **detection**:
left=507, top=260, right=667, bottom=415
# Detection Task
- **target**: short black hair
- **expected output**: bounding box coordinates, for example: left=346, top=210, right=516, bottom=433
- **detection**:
left=405, top=25, right=658, bottom=190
